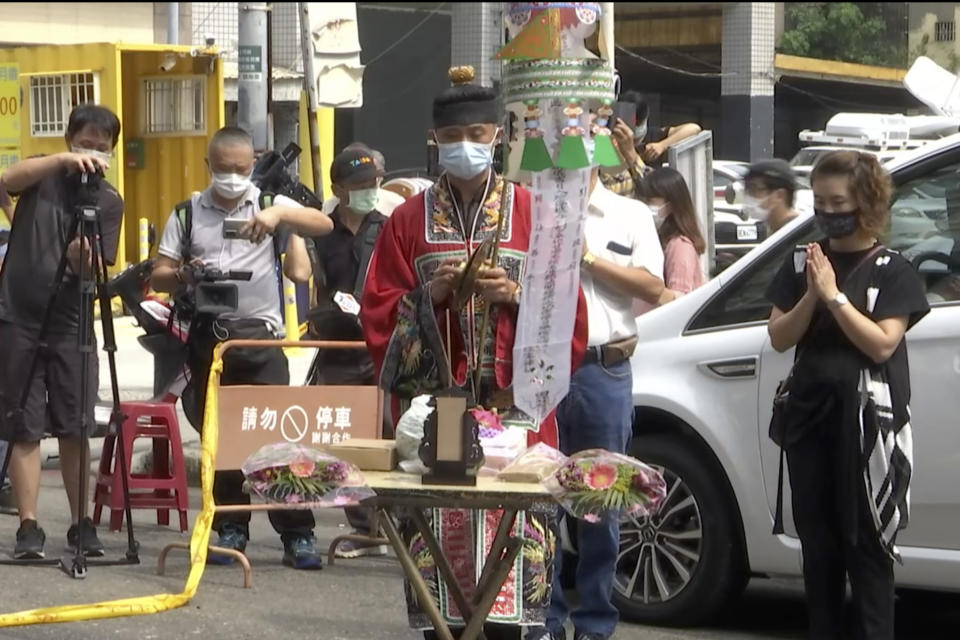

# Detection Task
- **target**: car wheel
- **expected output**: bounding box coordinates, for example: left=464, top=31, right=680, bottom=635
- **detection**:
left=612, top=433, right=747, bottom=625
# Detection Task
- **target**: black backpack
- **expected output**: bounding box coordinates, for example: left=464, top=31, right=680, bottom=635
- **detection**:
left=307, top=215, right=384, bottom=340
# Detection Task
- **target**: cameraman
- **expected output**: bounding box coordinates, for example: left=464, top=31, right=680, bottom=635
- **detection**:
left=151, top=127, right=333, bottom=570
left=0, top=105, right=124, bottom=559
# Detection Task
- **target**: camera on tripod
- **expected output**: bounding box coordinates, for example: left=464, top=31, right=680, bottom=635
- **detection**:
left=176, top=264, right=253, bottom=319
left=70, top=168, right=105, bottom=209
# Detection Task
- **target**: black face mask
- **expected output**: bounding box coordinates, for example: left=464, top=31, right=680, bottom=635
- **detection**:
left=815, top=208, right=858, bottom=239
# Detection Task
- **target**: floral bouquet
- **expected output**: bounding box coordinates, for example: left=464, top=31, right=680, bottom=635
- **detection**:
left=543, top=449, right=667, bottom=522
left=241, top=442, right=375, bottom=508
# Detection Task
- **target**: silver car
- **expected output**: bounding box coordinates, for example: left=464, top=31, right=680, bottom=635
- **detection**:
left=611, top=134, right=960, bottom=625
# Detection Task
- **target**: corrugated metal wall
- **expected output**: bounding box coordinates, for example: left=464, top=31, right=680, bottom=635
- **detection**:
left=119, top=48, right=224, bottom=261
left=0, top=43, right=224, bottom=267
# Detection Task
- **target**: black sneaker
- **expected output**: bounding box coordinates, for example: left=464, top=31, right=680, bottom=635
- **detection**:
left=282, top=534, right=323, bottom=570
left=66, top=517, right=105, bottom=557
left=14, top=519, right=46, bottom=559
left=207, top=524, right=248, bottom=566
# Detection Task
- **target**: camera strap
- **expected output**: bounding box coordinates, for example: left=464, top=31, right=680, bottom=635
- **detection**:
left=353, top=216, right=384, bottom=301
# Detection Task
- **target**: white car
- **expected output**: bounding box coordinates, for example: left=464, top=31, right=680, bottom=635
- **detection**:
left=790, top=145, right=905, bottom=178
left=612, top=133, right=960, bottom=624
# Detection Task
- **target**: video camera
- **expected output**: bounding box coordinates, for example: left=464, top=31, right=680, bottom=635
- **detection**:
left=176, top=265, right=253, bottom=320
left=69, top=168, right=105, bottom=209
left=251, top=142, right=324, bottom=209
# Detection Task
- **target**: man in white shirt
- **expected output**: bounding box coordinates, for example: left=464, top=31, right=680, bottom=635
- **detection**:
left=535, top=170, right=665, bottom=640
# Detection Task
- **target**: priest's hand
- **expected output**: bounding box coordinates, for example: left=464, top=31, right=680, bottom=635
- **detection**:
left=430, top=258, right=462, bottom=305
left=476, top=267, right=518, bottom=305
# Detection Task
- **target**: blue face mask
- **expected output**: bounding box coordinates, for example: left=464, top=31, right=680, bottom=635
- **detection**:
left=437, top=139, right=495, bottom=180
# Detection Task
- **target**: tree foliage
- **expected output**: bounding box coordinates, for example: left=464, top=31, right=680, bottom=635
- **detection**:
left=779, top=3, right=906, bottom=68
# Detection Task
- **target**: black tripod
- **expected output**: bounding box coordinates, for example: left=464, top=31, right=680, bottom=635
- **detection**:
left=0, top=172, right=140, bottom=577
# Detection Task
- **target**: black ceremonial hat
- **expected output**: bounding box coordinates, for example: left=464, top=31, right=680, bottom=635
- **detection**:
left=432, top=66, right=500, bottom=128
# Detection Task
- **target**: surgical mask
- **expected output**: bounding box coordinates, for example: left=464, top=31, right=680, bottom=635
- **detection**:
left=743, top=195, right=772, bottom=222
left=347, top=188, right=379, bottom=215
left=648, top=204, right=668, bottom=228
left=815, top=208, right=859, bottom=239
left=634, top=123, right=648, bottom=143
left=71, top=146, right=112, bottom=163
left=437, top=133, right=497, bottom=179
left=212, top=172, right=252, bottom=199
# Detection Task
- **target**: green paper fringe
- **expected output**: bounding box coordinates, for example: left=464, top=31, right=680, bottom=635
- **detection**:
left=520, top=137, right=554, bottom=172
left=555, top=135, right=589, bottom=170
left=592, top=134, right=620, bottom=168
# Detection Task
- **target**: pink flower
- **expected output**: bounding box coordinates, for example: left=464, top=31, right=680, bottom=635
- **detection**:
left=583, top=513, right=600, bottom=523
left=285, top=493, right=302, bottom=504
left=470, top=408, right=503, bottom=432
left=585, top=464, right=617, bottom=491
left=289, top=459, right=316, bottom=478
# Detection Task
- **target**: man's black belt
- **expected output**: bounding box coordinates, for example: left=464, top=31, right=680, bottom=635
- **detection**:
left=582, top=336, right=639, bottom=367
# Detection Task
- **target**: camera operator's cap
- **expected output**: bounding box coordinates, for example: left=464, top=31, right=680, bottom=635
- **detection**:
left=746, top=159, right=796, bottom=190
left=330, top=148, right=383, bottom=186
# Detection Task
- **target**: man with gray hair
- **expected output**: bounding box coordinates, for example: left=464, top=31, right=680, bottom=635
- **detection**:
left=151, top=126, right=334, bottom=570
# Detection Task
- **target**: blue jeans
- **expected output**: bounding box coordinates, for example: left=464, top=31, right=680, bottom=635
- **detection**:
left=546, top=359, right=634, bottom=638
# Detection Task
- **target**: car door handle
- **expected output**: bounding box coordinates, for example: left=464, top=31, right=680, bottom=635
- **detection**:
left=698, top=356, right=758, bottom=379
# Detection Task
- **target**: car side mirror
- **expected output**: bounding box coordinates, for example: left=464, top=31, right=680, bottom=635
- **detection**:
left=725, top=181, right=743, bottom=206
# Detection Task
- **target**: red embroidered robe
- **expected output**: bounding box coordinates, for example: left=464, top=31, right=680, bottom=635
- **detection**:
left=360, top=174, right=588, bottom=445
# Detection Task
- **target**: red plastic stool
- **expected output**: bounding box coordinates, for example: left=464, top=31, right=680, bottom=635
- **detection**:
left=93, top=402, right=189, bottom=532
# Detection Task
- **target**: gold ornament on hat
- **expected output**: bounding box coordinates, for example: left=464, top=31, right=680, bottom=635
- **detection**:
left=448, top=66, right=476, bottom=85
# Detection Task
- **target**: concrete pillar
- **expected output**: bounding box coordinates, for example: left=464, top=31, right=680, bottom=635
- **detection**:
left=720, top=3, right=776, bottom=161
left=167, top=2, right=179, bottom=45
left=238, top=3, right=271, bottom=151
left=451, top=2, right=504, bottom=87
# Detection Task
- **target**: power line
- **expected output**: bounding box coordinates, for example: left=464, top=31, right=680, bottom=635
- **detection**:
left=615, top=44, right=910, bottom=111
left=615, top=44, right=734, bottom=78
left=364, top=3, right=450, bottom=67
left=191, top=2, right=225, bottom=40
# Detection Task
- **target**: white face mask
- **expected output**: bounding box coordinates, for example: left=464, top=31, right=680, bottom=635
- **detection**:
left=742, top=194, right=772, bottom=222
left=71, top=146, right=112, bottom=163
left=436, top=129, right=499, bottom=180
left=212, top=172, right=252, bottom=199
left=648, top=204, right=668, bottom=228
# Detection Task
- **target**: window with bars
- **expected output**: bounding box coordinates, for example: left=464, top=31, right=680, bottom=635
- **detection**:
left=29, top=72, right=99, bottom=137
left=142, top=77, right=206, bottom=136
left=936, top=21, right=956, bottom=42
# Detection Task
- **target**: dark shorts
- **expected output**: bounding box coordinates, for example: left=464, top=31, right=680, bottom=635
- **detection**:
left=0, top=321, right=98, bottom=443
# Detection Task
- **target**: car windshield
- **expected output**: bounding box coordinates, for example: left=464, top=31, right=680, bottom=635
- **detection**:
left=721, top=164, right=749, bottom=178
left=790, top=148, right=829, bottom=166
